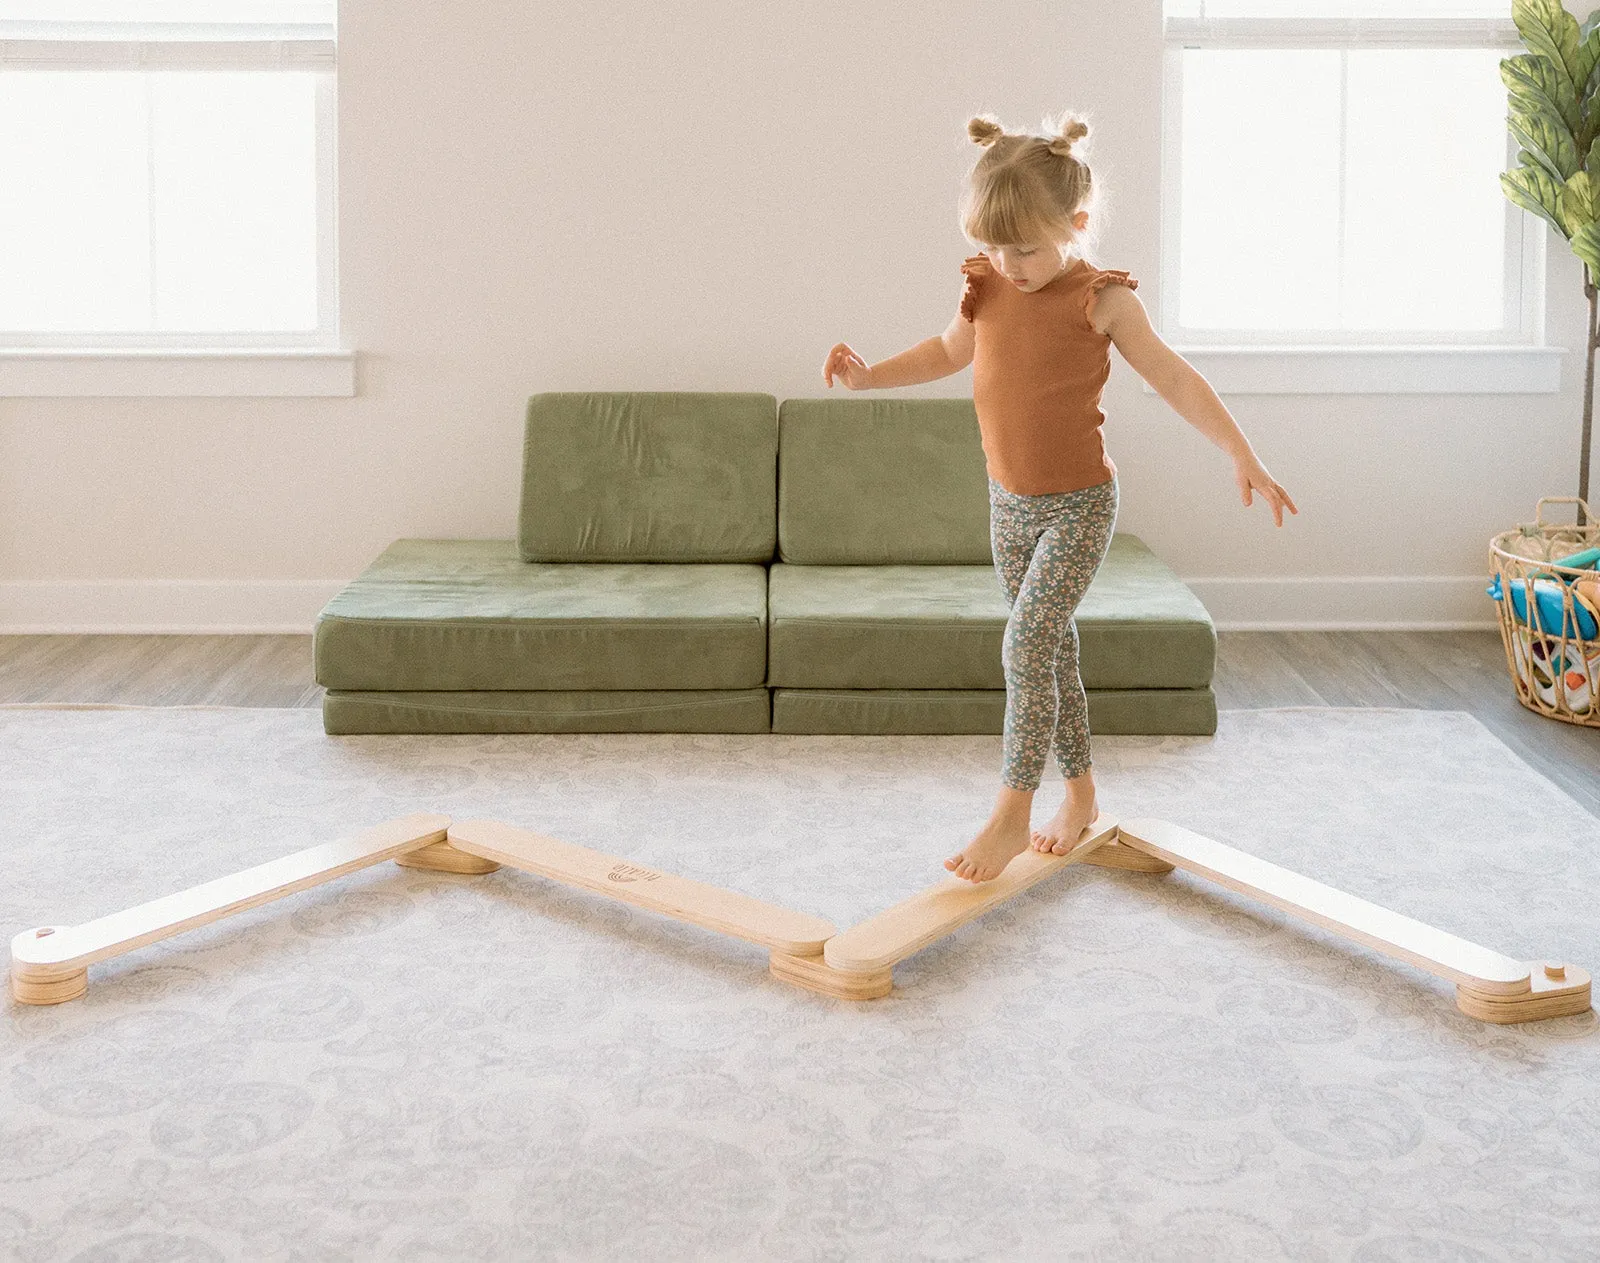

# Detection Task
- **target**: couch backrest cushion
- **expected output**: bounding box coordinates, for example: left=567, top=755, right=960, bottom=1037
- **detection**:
left=520, top=392, right=778, bottom=562
left=778, top=398, right=991, bottom=564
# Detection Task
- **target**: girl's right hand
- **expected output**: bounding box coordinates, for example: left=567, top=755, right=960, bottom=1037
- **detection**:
left=823, top=342, right=873, bottom=389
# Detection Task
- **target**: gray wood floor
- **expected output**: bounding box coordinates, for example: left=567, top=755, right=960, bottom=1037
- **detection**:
left=1, top=632, right=1596, bottom=818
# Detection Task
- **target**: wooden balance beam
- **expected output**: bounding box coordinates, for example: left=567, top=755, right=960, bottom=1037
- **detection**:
left=405, top=818, right=1126, bottom=1001
left=10, top=812, right=450, bottom=1005
left=1111, top=817, right=1591, bottom=1025
left=11, top=812, right=1589, bottom=1024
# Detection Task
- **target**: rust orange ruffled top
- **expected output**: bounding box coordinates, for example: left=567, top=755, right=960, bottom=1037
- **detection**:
left=960, top=252, right=1138, bottom=496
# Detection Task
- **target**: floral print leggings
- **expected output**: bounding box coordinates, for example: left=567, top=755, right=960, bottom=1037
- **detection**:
left=988, top=474, right=1119, bottom=790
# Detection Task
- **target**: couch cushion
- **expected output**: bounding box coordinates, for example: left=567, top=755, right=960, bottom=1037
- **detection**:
left=770, top=688, right=1217, bottom=735
left=778, top=397, right=990, bottom=564
left=314, top=539, right=767, bottom=691
left=767, top=534, right=1215, bottom=690
left=520, top=391, right=777, bottom=563
left=323, top=689, right=772, bottom=734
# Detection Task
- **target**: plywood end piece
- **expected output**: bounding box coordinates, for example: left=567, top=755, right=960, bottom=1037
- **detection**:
left=10, top=812, right=452, bottom=1006
left=1456, top=962, right=1592, bottom=1024
left=1075, top=839, right=1175, bottom=873
left=395, top=839, right=501, bottom=874
left=769, top=950, right=893, bottom=1000
left=446, top=819, right=837, bottom=956
left=821, top=815, right=1120, bottom=974
left=8, top=927, right=86, bottom=1005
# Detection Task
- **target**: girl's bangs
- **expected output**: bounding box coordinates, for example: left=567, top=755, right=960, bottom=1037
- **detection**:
left=967, top=196, right=1061, bottom=249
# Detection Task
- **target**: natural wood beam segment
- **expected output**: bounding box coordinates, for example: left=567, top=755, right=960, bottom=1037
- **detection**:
left=1115, top=817, right=1590, bottom=1023
left=11, top=812, right=451, bottom=1005
left=445, top=819, right=836, bottom=956
left=821, top=816, right=1120, bottom=975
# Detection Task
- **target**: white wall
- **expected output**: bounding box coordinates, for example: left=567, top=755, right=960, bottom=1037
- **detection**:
left=0, top=0, right=1586, bottom=632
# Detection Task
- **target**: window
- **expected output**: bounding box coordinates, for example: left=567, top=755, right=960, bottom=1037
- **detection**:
left=1159, top=1, right=1559, bottom=393
left=0, top=1, right=348, bottom=395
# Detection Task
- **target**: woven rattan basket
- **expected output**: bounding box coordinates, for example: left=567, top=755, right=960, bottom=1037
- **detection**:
left=1488, top=496, right=1600, bottom=728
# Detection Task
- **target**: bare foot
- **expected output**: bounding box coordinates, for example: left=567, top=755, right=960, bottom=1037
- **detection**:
left=944, top=813, right=1031, bottom=883
left=1030, top=791, right=1099, bottom=856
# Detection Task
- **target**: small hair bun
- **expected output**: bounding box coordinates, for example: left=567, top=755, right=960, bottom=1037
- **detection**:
left=1046, top=113, right=1089, bottom=158
left=967, top=114, right=1005, bottom=147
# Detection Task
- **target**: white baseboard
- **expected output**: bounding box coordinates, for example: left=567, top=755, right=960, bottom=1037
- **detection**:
left=0, top=574, right=1501, bottom=634
left=0, top=579, right=344, bottom=634
left=1185, top=575, right=1499, bottom=631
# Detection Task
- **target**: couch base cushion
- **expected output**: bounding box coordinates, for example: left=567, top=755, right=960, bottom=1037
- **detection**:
left=322, top=689, right=772, bottom=735
left=319, top=686, right=1215, bottom=736
left=768, top=534, right=1215, bottom=691
left=771, top=688, right=1216, bottom=735
left=314, top=540, right=768, bottom=691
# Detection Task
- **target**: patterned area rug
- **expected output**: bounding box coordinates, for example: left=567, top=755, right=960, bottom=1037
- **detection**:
left=2, top=704, right=1598, bottom=1261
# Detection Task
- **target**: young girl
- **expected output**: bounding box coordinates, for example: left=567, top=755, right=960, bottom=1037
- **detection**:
left=822, top=110, right=1297, bottom=885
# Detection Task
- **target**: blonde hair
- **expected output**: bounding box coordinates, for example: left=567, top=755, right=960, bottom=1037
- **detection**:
left=959, top=111, right=1103, bottom=263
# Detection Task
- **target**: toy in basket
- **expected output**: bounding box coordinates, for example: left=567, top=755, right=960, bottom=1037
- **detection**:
left=1487, top=497, right=1600, bottom=727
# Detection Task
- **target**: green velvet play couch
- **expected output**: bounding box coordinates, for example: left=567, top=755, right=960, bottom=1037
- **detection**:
left=313, top=392, right=1218, bottom=736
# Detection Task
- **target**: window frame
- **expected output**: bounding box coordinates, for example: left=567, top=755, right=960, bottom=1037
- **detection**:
left=0, top=17, right=352, bottom=396
left=1154, top=14, right=1562, bottom=394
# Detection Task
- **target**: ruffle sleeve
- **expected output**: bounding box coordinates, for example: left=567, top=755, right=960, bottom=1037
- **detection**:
left=959, top=254, right=991, bottom=322
left=1083, top=268, right=1138, bottom=328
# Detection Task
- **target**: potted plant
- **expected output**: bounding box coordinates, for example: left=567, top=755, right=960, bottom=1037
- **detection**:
left=1500, top=0, right=1598, bottom=522
left=1489, top=2, right=1600, bottom=727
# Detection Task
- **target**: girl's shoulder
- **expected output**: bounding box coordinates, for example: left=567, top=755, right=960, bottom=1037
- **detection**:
left=1081, top=259, right=1139, bottom=291
left=959, top=254, right=993, bottom=321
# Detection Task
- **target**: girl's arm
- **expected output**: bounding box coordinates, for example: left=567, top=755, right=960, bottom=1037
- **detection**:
left=863, top=293, right=977, bottom=388
left=826, top=275, right=977, bottom=390
left=1094, top=284, right=1299, bottom=527
left=864, top=335, right=957, bottom=388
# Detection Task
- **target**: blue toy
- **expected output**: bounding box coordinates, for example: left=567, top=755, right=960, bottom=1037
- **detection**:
left=1487, top=573, right=1600, bottom=640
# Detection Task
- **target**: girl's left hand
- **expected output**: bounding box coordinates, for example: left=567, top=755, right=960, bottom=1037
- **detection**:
left=1234, top=454, right=1298, bottom=527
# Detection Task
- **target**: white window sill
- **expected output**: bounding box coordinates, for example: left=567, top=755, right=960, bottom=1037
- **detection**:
left=0, top=348, right=356, bottom=397
left=1144, top=345, right=1566, bottom=395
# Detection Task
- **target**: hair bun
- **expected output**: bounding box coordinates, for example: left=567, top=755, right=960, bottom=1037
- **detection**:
left=1046, top=113, right=1089, bottom=158
left=967, top=114, right=1005, bottom=147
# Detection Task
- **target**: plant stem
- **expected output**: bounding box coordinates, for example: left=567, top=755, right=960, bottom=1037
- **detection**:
left=1585, top=273, right=1597, bottom=527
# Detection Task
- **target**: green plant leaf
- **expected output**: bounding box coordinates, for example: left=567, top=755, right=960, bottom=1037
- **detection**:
left=1560, top=169, right=1600, bottom=235
left=1514, top=0, right=1582, bottom=95
left=1582, top=23, right=1600, bottom=90
left=1570, top=217, right=1600, bottom=282
left=1503, top=164, right=1570, bottom=236
left=1503, top=52, right=1583, bottom=136
left=1517, top=145, right=1565, bottom=186
left=1509, top=105, right=1580, bottom=179
left=1579, top=27, right=1600, bottom=148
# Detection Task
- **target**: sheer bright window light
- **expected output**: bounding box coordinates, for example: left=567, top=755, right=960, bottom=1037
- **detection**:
left=1169, top=1, right=1514, bottom=15
left=0, top=2, right=329, bottom=23
left=155, top=74, right=319, bottom=332
left=1155, top=0, right=1554, bottom=392
left=1179, top=46, right=1509, bottom=333
left=1342, top=49, right=1508, bottom=331
left=0, top=71, right=319, bottom=334
left=0, top=0, right=334, bottom=355
left=1178, top=49, right=1343, bottom=330
left=0, top=74, right=149, bottom=332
